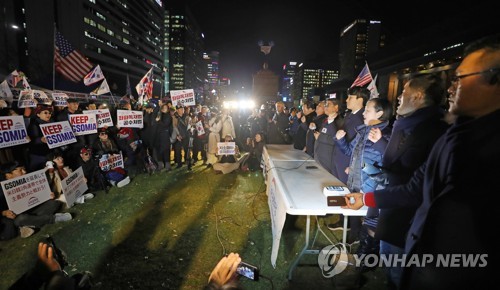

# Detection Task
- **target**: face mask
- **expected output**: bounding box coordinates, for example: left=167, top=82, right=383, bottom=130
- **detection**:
left=309, top=124, right=316, bottom=131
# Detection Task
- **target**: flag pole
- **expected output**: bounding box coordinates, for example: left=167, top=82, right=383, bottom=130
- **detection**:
left=53, top=24, right=56, bottom=91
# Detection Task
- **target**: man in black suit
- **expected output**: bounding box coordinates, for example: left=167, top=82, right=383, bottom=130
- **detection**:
left=345, top=34, right=500, bottom=290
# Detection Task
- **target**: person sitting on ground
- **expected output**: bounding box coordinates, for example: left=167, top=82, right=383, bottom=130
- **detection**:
left=92, top=128, right=130, bottom=188
left=213, top=135, right=247, bottom=174
left=0, top=162, right=72, bottom=240
left=78, top=146, right=109, bottom=192
left=46, top=151, right=94, bottom=207
left=241, top=132, right=265, bottom=172
left=204, top=253, right=243, bottom=290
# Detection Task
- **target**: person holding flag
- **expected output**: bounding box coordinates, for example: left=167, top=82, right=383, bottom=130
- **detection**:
left=83, top=65, right=105, bottom=86
left=136, top=68, right=153, bottom=105
left=351, top=63, right=373, bottom=88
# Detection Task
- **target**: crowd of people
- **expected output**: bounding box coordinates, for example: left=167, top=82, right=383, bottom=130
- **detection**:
left=1, top=34, right=498, bottom=289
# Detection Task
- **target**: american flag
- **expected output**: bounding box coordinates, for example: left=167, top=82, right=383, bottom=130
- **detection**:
left=350, top=63, right=373, bottom=88
left=55, top=31, right=93, bottom=83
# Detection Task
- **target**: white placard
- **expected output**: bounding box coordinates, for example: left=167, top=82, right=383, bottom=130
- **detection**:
left=99, top=152, right=124, bottom=172
left=17, top=90, right=36, bottom=108
left=83, top=109, right=113, bottom=128
left=117, top=110, right=143, bottom=128
left=0, top=116, right=29, bottom=148
left=1, top=169, right=51, bottom=214
left=69, top=113, right=98, bottom=136
left=217, top=142, right=235, bottom=155
left=39, top=121, right=77, bottom=149
left=32, top=90, right=52, bottom=105
left=52, top=93, right=68, bottom=107
left=61, top=167, right=88, bottom=208
left=170, top=89, right=196, bottom=107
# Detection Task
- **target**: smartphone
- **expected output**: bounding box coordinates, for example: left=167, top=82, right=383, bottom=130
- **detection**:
left=327, top=196, right=347, bottom=207
left=305, top=165, right=318, bottom=169
left=45, top=236, right=68, bottom=268
left=236, top=261, right=259, bottom=281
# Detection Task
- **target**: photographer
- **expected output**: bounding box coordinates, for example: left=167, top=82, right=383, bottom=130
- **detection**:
left=10, top=241, right=74, bottom=290
left=204, top=253, right=243, bottom=290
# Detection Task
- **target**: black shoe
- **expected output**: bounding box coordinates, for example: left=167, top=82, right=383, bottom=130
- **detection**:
left=176, top=164, right=182, bottom=169
left=188, top=166, right=192, bottom=171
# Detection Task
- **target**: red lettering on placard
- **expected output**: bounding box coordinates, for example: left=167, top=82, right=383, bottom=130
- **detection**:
left=70, top=115, right=89, bottom=124
left=41, top=124, right=63, bottom=135
left=0, top=119, right=13, bottom=130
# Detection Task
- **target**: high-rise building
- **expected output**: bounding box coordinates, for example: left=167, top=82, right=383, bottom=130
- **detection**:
left=339, top=19, right=383, bottom=79
left=281, top=62, right=297, bottom=102
left=167, top=3, right=205, bottom=97
left=204, top=51, right=219, bottom=88
left=293, top=63, right=339, bottom=101
left=1, top=0, right=165, bottom=96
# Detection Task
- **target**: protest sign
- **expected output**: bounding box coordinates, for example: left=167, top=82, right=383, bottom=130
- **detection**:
left=0, top=116, right=29, bottom=148
left=52, top=93, right=68, bottom=107
left=0, top=169, right=51, bottom=214
left=217, top=142, right=236, bottom=155
left=117, top=110, right=143, bottom=128
left=170, top=89, right=195, bottom=107
left=39, top=121, right=77, bottom=149
left=99, top=152, right=124, bottom=172
left=61, top=167, right=88, bottom=208
left=17, top=90, right=36, bottom=108
left=69, top=113, right=98, bottom=136
left=83, top=109, right=113, bottom=128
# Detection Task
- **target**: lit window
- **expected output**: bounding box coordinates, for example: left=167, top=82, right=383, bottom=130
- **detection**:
left=123, top=58, right=128, bottom=64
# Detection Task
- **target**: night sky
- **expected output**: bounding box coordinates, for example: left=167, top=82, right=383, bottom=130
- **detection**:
left=185, top=0, right=484, bottom=90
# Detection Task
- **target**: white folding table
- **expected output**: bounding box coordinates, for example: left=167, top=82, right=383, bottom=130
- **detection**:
left=263, top=145, right=367, bottom=280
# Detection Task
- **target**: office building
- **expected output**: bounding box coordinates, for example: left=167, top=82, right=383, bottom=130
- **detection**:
left=339, top=19, right=384, bottom=80
left=167, top=3, right=205, bottom=97
left=1, top=0, right=165, bottom=96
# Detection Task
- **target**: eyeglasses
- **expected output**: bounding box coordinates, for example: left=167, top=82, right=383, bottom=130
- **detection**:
left=41, top=111, right=52, bottom=115
left=451, top=68, right=500, bottom=83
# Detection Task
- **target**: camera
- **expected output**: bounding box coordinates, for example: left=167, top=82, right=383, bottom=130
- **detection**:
left=236, top=261, right=259, bottom=281
left=44, top=236, right=68, bottom=269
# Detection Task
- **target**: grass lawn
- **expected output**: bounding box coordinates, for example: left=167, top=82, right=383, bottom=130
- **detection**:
left=0, top=163, right=386, bottom=289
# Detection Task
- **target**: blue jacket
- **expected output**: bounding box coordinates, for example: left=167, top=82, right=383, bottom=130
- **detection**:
left=335, top=121, right=391, bottom=193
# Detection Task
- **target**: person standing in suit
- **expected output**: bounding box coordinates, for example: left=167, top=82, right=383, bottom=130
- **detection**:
left=344, top=34, right=500, bottom=290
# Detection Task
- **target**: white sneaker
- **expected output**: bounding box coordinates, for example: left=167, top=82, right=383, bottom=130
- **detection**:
left=20, top=226, right=35, bottom=238
left=75, top=196, right=85, bottom=204
left=83, top=193, right=94, bottom=200
left=117, top=176, right=131, bottom=188
left=54, top=212, right=72, bottom=223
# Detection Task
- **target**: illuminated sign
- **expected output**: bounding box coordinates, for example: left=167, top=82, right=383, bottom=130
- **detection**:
left=155, top=0, right=162, bottom=7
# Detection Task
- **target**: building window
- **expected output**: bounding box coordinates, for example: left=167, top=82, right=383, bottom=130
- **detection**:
left=123, top=58, right=128, bottom=64
left=89, top=0, right=96, bottom=3
left=123, top=38, right=129, bottom=44
left=96, top=12, right=106, bottom=21
left=97, top=24, right=105, bottom=32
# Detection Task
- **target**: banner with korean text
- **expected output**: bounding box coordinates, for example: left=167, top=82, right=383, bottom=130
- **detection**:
left=61, top=167, right=88, bottom=208
left=17, top=90, right=36, bottom=108
left=83, top=109, right=113, bottom=128
left=217, top=142, right=236, bottom=155
left=39, top=121, right=77, bottom=149
left=170, top=89, right=196, bottom=107
left=69, top=113, right=97, bottom=136
left=99, top=152, right=124, bottom=172
left=52, top=93, right=68, bottom=107
left=117, top=110, right=143, bottom=128
left=268, top=176, right=288, bottom=268
left=1, top=169, right=51, bottom=214
left=0, top=116, right=29, bottom=148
